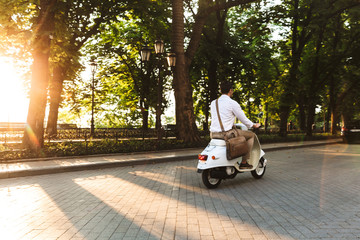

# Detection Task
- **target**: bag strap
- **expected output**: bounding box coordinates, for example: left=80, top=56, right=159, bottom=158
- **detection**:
left=216, top=98, right=239, bottom=140
left=216, top=99, right=225, bottom=132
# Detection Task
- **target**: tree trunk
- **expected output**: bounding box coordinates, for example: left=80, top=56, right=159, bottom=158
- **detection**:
left=279, top=0, right=300, bottom=137
left=206, top=60, right=218, bottom=131
left=279, top=104, right=290, bottom=137
left=207, top=9, right=226, bottom=102
left=204, top=104, right=209, bottom=131
left=204, top=59, right=219, bottom=132
left=324, top=105, right=330, bottom=132
left=23, top=0, right=56, bottom=151
left=47, top=64, right=65, bottom=137
left=208, top=60, right=219, bottom=101
left=247, top=94, right=252, bottom=118
left=329, top=77, right=337, bottom=135
left=297, top=95, right=306, bottom=131
left=264, top=102, right=269, bottom=133
left=279, top=0, right=313, bottom=136
left=305, top=25, right=324, bottom=137
left=171, top=0, right=201, bottom=142
left=331, top=110, right=338, bottom=134
left=306, top=103, right=315, bottom=136
left=173, top=59, right=201, bottom=142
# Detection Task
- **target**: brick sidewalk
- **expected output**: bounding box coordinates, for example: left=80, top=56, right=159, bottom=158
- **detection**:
left=0, top=142, right=358, bottom=240
left=0, top=138, right=342, bottom=179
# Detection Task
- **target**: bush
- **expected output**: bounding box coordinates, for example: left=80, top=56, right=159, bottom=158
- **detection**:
left=0, top=133, right=338, bottom=161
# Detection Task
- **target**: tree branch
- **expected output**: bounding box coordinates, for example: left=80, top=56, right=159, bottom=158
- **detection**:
left=186, top=0, right=259, bottom=65
left=205, top=0, right=260, bottom=15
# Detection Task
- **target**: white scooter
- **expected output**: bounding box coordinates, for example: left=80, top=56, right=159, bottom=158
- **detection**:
left=197, top=123, right=267, bottom=189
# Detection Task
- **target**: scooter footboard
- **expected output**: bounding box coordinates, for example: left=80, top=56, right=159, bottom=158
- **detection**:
left=234, top=134, right=263, bottom=172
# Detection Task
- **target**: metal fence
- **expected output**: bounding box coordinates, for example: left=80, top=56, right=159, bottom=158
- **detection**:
left=0, top=127, right=208, bottom=143
left=0, top=129, right=24, bottom=143
left=50, top=128, right=177, bottom=140
left=1, top=126, right=303, bottom=144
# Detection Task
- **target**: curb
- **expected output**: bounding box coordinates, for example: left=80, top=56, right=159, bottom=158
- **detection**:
left=0, top=155, right=196, bottom=180
left=1, top=148, right=200, bottom=164
left=262, top=139, right=342, bottom=152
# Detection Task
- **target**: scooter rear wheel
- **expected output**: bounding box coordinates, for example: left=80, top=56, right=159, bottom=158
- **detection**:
left=202, top=169, right=222, bottom=189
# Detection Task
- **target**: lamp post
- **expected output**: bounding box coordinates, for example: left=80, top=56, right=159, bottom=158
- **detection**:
left=140, top=46, right=151, bottom=138
left=140, top=40, right=176, bottom=141
left=154, top=40, right=165, bottom=140
left=90, top=60, right=97, bottom=137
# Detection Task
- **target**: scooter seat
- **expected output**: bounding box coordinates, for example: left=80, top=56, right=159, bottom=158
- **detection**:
left=209, top=139, right=226, bottom=146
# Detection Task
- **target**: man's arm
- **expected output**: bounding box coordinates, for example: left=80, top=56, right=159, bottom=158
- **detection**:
left=232, top=101, right=255, bottom=129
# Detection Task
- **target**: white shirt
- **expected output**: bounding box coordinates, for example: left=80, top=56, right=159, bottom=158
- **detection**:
left=210, top=94, right=254, bottom=132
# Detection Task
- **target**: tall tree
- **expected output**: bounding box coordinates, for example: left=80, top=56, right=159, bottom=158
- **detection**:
left=46, top=0, right=129, bottom=136
left=275, top=0, right=360, bottom=136
left=71, top=1, right=172, bottom=129
left=191, top=8, right=229, bottom=130
left=23, top=0, right=57, bottom=151
left=192, top=3, right=278, bottom=131
left=276, top=0, right=313, bottom=136
left=171, top=0, right=259, bottom=142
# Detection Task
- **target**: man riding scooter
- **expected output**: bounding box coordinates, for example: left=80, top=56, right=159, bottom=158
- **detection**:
left=210, top=81, right=261, bottom=169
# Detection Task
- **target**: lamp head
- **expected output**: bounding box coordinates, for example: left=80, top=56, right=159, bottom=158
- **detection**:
left=154, top=39, right=164, bottom=54
left=140, top=46, right=151, bottom=61
left=166, top=53, right=176, bottom=67
left=90, top=60, right=97, bottom=73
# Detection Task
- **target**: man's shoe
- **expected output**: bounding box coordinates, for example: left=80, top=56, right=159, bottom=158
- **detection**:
left=239, top=162, right=253, bottom=169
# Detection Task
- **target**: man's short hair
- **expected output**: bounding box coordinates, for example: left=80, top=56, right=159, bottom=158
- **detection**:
left=220, top=81, right=233, bottom=94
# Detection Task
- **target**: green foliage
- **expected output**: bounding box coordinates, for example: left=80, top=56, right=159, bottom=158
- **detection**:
left=56, top=0, right=360, bottom=134
left=60, top=0, right=174, bottom=128
left=0, top=133, right=339, bottom=160
left=191, top=3, right=280, bottom=127
left=2, top=0, right=360, bottom=139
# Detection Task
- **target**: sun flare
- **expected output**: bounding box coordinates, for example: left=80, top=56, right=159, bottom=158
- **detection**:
left=0, top=56, right=29, bottom=123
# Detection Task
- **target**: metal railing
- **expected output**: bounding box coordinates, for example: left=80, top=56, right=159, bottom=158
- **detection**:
left=0, top=126, right=294, bottom=144
left=0, top=127, right=189, bottom=143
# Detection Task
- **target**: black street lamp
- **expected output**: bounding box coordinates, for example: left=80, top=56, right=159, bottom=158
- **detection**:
left=154, top=39, right=164, bottom=55
left=140, top=46, right=151, bottom=62
left=140, top=40, right=176, bottom=140
left=140, top=45, right=151, bottom=136
left=90, top=60, right=97, bottom=137
left=166, top=53, right=176, bottom=68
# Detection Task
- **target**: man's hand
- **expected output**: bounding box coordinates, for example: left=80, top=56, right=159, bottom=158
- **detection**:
left=253, top=123, right=261, bottom=129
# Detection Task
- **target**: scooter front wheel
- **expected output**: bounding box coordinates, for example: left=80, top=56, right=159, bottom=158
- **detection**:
left=251, top=157, right=266, bottom=179
left=202, top=169, right=222, bottom=189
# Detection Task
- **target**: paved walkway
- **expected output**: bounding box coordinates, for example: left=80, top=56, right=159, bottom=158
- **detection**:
left=0, top=139, right=358, bottom=240
left=0, top=138, right=342, bottom=179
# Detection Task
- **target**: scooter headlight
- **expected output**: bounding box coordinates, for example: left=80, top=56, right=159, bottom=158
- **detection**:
left=198, top=154, right=208, bottom=161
